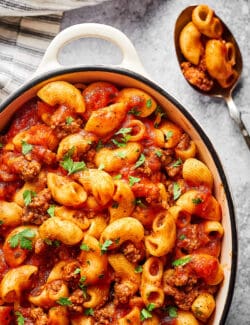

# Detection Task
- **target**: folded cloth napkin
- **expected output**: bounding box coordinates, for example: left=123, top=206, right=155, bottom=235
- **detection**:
left=0, top=0, right=108, bottom=103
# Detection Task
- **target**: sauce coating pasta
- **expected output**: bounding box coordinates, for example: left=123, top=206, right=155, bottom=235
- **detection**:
left=0, top=80, right=224, bottom=324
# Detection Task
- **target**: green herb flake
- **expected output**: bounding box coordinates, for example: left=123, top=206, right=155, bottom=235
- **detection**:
left=44, top=239, right=60, bottom=247
left=173, top=182, right=181, bottom=200
left=129, top=176, right=141, bottom=187
left=165, top=130, right=173, bottom=141
left=9, top=228, right=36, bottom=250
left=100, top=239, right=113, bottom=254
left=80, top=243, right=90, bottom=251
left=155, top=150, right=163, bottom=158
left=0, top=220, right=3, bottom=226
left=172, top=158, right=182, bottom=168
left=133, top=198, right=146, bottom=208
left=192, top=197, right=203, bottom=205
left=146, top=98, right=152, bottom=108
left=66, top=116, right=74, bottom=125
left=57, top=297, right=72, bottom=306
left=128, top=107, right=141, bottom=116
left=47, top=205, right=55, bottom=217
left=23, top=189, right=37, bottom=206
left=15, top=311, right=25, bottom=325
left=0, top=142, right=3, bottom=148
left=115, top=151, right=126, bottom=159
left=134, top=265, right=143, bottom=273
left=172, top=256, right=191, bottom=267
left=98, top=163, right=105, bottom=170
left=74, top=268, right=81, bottom=275
left=60, top=153, right=86, bottom=175
left=179, top=234, right=186, bottom=240
left=113, top=174, right=122, bottom=180
left=115, top=127, right=132, bottom=136
left=85, top=308, right=94, bottom=316
left=21, top=140, right=33, bottom=155
left=155, top=105, right=166, bottom=118
left=167, top=306, right=178, bottom=318
left=96, top=140, right=104, bottom=151
left=140, top=304, right=155, bottom=321
left=133, top=153, right=145, bottom=169
left=111, top=139, right=126, bottom=148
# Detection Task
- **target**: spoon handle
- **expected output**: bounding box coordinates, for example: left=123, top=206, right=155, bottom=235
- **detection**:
left=225, top=95, right=250, bottom=150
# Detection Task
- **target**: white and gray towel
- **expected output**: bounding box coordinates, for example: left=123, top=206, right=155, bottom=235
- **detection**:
left=0, top=0, right=108, bottom=103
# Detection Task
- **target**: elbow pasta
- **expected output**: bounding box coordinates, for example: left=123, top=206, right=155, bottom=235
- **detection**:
left=0, top=80, right=224, bottom=324
left=179, top=4, right=239, bottom=91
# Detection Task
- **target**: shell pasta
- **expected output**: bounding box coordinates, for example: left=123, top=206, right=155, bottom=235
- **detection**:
left=0, top=80, right=224, bottom=324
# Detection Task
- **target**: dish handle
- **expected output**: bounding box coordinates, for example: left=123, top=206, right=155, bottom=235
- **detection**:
left=34, top=23, right=150, bottom=79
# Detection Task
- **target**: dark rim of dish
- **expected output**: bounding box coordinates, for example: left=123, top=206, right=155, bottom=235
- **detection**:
left=0, top=66, right=237, bottom=324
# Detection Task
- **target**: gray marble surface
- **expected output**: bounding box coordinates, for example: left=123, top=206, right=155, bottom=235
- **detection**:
left=61, top=0, right=250, bottom=323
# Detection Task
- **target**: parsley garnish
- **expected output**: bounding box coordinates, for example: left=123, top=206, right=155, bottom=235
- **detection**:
left=15, top=311, right=25, bottom=325
left=172, top=158, right=182, bottom=167
left=21, top=140, right=33, bottom=155
left=113, top=174, right=122, bottom=180
left=85, top=308, right=94, bottom=316
left=173, top=182, right=181, bottom=200
left=155, top=105, right=166, bottom=118
left=133, top=153, right=145, bottom=169
left=172, top=256, right=191, bottom=267
left=115, top=127, right=132, bottom=136
left=74, top=268, right=81, bottom=274
left=0, top=220, right=3, bottom=226
left=129, top=176, right=141, bottom=186
left=146, top=98, right=152, bottom=108
left=165, top=130, right=173, bottom=141
left=100, top=239, right=113, bottom=254
left=47, top=205, right=55, bottom=217
left=44, top=239, right=61, bottom=247
left=80, top=243, right=90, bottom=251
left=23, top=189, right=36, bottom=206
left=98, top=163, right=105, bottom=170
left=133, top=198, right=146, bottom=208
left=112, top=127, right=132, bottom=148
left=140, top=303, right=155, bottom=321
left=155, top=150, right=163, bottom=158
left=66, top=116, right=74, bottom=125
left=192, top=197, right=203, bottom=205
left=79, top=276, right=87, bottom=297
left=167, top=306, right=178, bottom=318
left=128, top=107, right=141, bottom=116
left=9, top=228, right=36, bottom=250
left=0, top=142, right=3, bottom=148
left=134, top=265, right=143, bottom=273
left=61, top=149, right=86, bottom=175
left=57, top=297, right=72, bottom=306
left=96, top=140, right=104, bottom=151
left=179, top=234, right=186, bottom=240
left=115, top=151, right=126, bottom=159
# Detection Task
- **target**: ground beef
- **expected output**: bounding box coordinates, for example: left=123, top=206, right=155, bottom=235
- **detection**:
left=131, top=182, right=161, bottom=205
left=122, top=241, right=145, bottom=264
left=181, top=61, right=214, bottom=92
left=68, top=289, right=86, bottom=313
left=62, top=261, right=81, bottom=290
left=22, top=188, right=51, bottom=225
left=94, top=303, right=115, bottom=325
left=52, top=118, right=83, bottom=139
left=176, top=133, right=191, bottom=151
left=34, top=238, right=47, bottom=254
left=30, top=307, right=48, bottom=325
left=27, top=145, right=57, bottom=165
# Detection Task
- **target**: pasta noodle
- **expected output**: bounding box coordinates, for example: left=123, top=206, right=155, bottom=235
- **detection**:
left=0, top=80, right=224, bottom=324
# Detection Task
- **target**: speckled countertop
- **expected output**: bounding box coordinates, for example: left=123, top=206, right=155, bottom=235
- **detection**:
left=61, top=0, right=250, bottom=323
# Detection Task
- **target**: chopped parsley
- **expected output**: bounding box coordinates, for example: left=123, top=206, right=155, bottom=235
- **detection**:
left=140, top=303, right=155, bottom=321
left=21, top=140, right=33, bottom=155
left=79, top=276, right=87, bottom=297
left=80, top=243, right=90, bottom=251
left=115, top=151, right=126, bottom=159
left=44, top=239, right=61, bottom=247
left=100, top=239, right=113, bottom=254
left=155, top=150, right=163, bottom=158
left=57, top=297, right=72, bottom=306
left=15, top=311, right=25, bottom=325
left=164, top=130, right=173, bottom=141
left=98, top=163, right=105, bottom=170
left=112, top=127, right=132, bottom=148
left=133, top=198, right=146, bottom=208
left=155, top=105, right=166, bottom=118
left=129, top=176, right=141, bottom=186
left=23, top=189, right=37, bottom=206
left=173, top=182, right=181, bottom=200
left=133, top=153, right=145, bottom=169
left=9, top=228, right=36, bottom=250
left=192, top=197, right=203, bottom=205
left=61, top=148, right=86, bottom=175
left=0, top=142, right=3, bottom=148
left=134, top=265, right=143, bottom=273
left=96, top=140, right=104, bottom=151
left=85, top=308, right=94, bottom=316
left=66, top=116, right=74, bottom=125
left=74, top=268, right=81, bottom=275
left=47, top=205, right=55, bottom=217
left=172, top=256, right=191, bottom=267
left=0, top=220, right=3, bottom=226
left=113, top=174, right=122, bottom=180
left=167, top=306, right=178, bottom=318
left=172, top=158, right=182, bottom=167
left=146, top=98, right=152, bottom=108
left=179, top=234, right=186, bottom=240
left=128, top=107, right=141, bottom=116
left=115, top=127, right=132, bottom=136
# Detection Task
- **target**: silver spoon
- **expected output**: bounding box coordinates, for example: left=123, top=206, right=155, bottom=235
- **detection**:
left=174, top=5, right=250, bottom=150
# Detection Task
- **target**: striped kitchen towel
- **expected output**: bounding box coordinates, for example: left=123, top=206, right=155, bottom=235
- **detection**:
left=0, top=0, right=108, bottom=103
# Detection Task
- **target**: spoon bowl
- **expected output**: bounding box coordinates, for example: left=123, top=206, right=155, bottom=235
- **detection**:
left=174, top=5, right=249, bottom=149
